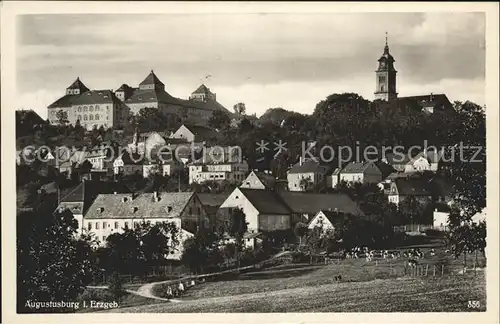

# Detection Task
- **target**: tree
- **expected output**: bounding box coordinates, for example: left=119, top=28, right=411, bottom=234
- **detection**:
left=17, top=205, right=95, bottom=313
left=293, top=222, right=308, bottom=247
left=233, top=102, right=246, bottom=116
left=208, top=110, right=231, bottom=130
left=227, top=208, right=248, bottom=268
left=107, top=272, right=125, bottom=302
left=303, top=225, right=334, bottom=264
left=56, top=110, right=69, bottom=125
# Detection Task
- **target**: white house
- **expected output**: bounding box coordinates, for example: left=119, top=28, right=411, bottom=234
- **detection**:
left=218, top=187, right=291, bottom=233
left=113, top=151, right=144, bottom=176
left=307, top=210, right=338, bottom=235
left=188, top=160, right=248, bottom=184
left=170, top=124, right=219, bottom=143
left=382, top=150, right=440, bottom=173
left=287, top=157, right=329, bottom=192
left=330, top=161, right=382, bottom=187
left=433, top=206, right=487, bottom=230
left=81, top=191, right=209, bottom=260
left=240, top=170, right=276, bottom=190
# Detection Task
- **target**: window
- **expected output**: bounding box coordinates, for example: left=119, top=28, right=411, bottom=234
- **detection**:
left=379, top=75, right=386, bottom=84
left=89, top=115, right=94, bottom=121
left=78, top=107, right=82, bottom=112
left=84, top=115, right=88, bottom=121
left=124, top=222, right=129, bottom=229
left=96, top=105, right=100, bottom=111
left=102, top=236, right=106, bottom=242
left=188, top=207, right=193, bottom=214
left=95, top=114, right=99, bottom=120
left=84, top=106, right=88, bottom=112
left=96, top=222, right=100, bottom=229
left=89, top=106, right=94, bottom=112
left=381, top=85, right=385, bottom=92
left=88, top=222, right=92, bottom=230
left=77, top=115, right=82, bottom=120
left=114, top=222, right=119, bottom=229
left=103, top=221, right=107, bottom=228
left=197, top=207, right=201, bottom=214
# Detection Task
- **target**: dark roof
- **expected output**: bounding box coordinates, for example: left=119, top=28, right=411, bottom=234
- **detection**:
left=384, top=150, right=440, bottom=166
left=192, top=84, right=212, bottom=95
left=239, top=188, right=291, bottom=215
left=341, top=161, right=378, bottom=174
left=85, top=192, right=194, bottom=219
left=48, top=90, right=122, bottom=109
left=67, top=77, right=90, bottom=92
left=430, top=177, right=454, bottom=197
left=253, top=171, right=276, bottom=189
left=288, top=159, right=329, bottom=174
left=197, top=193, right=230, bottom=207
left=116, top=84, right=134, bottom=92
left=139, top=70, right=164, bottom=86
left=375, top=161, right=396, bottom=178
left=375, top=94, right=453, bottom=112
left=393, top=178, right=432, bottom=196
left=278, top=192, right=363, bottom=216
left=183, top=124, right=220, bottom=141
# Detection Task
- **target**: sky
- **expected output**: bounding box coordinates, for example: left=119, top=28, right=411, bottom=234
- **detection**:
left=16, top=12, right=485, bottom=119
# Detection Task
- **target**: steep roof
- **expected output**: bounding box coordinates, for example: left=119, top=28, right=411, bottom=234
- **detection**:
left=239, top=188, right=291, bottom=215
left=60, top=180, right=131, bottom=203
left=67, top=77, right=90, bottom=92
left=182, top=124, right=220, bottom=140
left=311, top=209, right=345, bottom=225
left=288, top=159, right=329, bottom=174
left=384, top=150, right=440, bottom=166
left=139, top=70, right=164, bottom=86
left=393, top=178, right=432, bottom=196
left=192, top=84, right=212, bottom=95
left=85, top=192, right=194, bottom=219
left=278, top=192, right=363, bottom=216
left=253, top=171, right=276, bottom=189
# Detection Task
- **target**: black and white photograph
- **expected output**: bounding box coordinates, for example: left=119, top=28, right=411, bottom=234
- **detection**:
left=1, top=1, right=499, bottom=322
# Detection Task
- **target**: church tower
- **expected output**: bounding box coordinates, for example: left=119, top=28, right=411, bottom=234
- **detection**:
left=374, top=33, right=397, bottom=101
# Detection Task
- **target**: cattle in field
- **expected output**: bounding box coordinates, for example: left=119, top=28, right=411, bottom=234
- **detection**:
left=334, top=275, right=342, bottom=281
left=408, top=259, right=418, bottom=267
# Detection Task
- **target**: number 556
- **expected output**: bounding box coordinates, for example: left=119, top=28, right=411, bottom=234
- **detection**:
left=468, top=301, right=480, bottom=308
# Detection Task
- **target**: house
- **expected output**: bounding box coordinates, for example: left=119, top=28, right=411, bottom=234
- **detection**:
left=113, top=151, right=144, bottom=176
left=55, top=179, right=131, bottom=225
left=218, top=187, right=363, bottom=234
left=382, top=150, right=440, bottom=173
left=218, top=232, right=263, bottom=250
left=188, top=160, right=248, bottom=184
left=170, top=124, right=220, bottom=143
left=287, top=157, right=330, bottom=191
left=433, top=206, right=486, bottom=230
left=201, top=146, right=242, bottom=164
left=278, top=191, right=364, bottom=225
left=218, top=188, right=292, bottom=233
left=80, top=191, right=209, bottom=260
left=142, top=150, right=184, bottom=178
left=307, top=210, right=339, bottom=234
left=387, top=178, right=433, bottom=205
left=240, top=170, right=276, bottom=190
left=330, top=161, right=382, bottom=187
left=197, top=192, right=231, bottom=226
left=128, top=131, right=170, bottom=155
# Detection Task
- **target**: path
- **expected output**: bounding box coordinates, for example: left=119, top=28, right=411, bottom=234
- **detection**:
left=87, top=250, right=294, bottom=303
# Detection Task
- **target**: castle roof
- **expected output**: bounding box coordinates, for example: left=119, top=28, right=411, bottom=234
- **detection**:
left=48, top=90, right=122, bottom=109
left=66, top=77, right=90, bottom=92
left=139, top=70, right=164, bottom=86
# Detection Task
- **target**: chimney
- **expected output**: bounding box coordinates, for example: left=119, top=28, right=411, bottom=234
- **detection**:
left=299, top=157, right=303, bottom=166
left=430, top=93, right=434, bottom=101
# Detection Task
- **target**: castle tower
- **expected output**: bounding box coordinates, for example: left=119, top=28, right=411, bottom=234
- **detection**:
left=374, top=33, right=397, bottom=101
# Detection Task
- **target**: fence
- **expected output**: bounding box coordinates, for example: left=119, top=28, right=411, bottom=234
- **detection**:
left=404, top=264, right=446, bottom=277
left=393, top=224, right=448, bottom=233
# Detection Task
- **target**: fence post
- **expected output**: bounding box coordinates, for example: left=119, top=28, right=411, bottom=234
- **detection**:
left=433, top=265, right=436, bottom=277
left=425, top=264, right=429, bottom=277
left=441, top=265, right=444, bottom=276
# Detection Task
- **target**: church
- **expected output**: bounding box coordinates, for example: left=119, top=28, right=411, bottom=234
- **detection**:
left=47, top=70, right=231, bottom=130
left=373, top=33, right=453, bottom=114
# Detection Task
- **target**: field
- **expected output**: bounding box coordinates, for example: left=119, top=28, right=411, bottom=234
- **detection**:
left=110, top=272, right=485, bottom=312
left=104, top=246, right=486, bottom=313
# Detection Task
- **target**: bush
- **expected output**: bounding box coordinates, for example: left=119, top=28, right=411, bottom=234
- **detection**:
left=77, top=288, right=114, bottom=303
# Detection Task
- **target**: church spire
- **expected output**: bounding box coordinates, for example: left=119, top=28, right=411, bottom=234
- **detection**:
left=374, top=32, right=397, bottom=101
left=384, top=32, right=390, bottom=54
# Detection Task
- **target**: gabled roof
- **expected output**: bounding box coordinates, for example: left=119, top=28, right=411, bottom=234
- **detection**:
left=139, top=70, right=164, bottom=86
left=192, top=84, right=212, bottom=95
left=85, top=192, right=194, bottom=219
left=48, top=90, right=122, bottom=109
left=253, top=171, right=276, bottom=189
left=197, top=193, right=230, bottom=207
left=288, top=159, right=329, bottom=174
left=239, top=188, right=291, bottom=215
left=67, top=77, right=90, bottom=92
left=393, top=178, right=432, bottom=196
left=341, top=161, right=379, bottom=174
left=116, top=84, right=134, bottom=92
left=309, top=209, right=344, bottom=227
left=278, top=192, right=363, bottom=216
